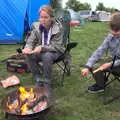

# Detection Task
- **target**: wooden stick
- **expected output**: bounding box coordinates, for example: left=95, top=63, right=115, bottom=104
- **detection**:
left=29, top=51, right=35, bottom=54
left=93, top=68, right=101, bottom=73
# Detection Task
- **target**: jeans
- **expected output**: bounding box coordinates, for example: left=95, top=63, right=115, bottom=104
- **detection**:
left=25, top=52, right=60, bottom=84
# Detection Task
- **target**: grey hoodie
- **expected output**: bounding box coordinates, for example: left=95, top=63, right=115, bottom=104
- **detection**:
left=86, top=33, right=120, bottom=68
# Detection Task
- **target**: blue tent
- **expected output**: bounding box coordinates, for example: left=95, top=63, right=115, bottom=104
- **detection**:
left=0, top=0, right=49, bottom=44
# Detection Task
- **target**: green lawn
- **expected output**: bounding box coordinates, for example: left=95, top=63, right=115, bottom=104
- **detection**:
left=0, top=22, right=120, bottom=120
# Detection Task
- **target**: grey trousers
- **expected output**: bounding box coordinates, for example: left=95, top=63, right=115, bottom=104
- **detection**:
left=93, top=67, right=120, bottom=87
left=25, top=52, right=60, bottom=84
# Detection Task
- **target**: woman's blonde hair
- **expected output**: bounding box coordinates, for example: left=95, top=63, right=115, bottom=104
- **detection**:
left=39, top=5, right=54, bottom=17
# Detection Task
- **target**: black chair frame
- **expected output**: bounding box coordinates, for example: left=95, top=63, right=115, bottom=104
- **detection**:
left=103, top=55, right=120, bottom=104
left=54, top=42, right=78, bottom=86
left=90, top=55, right=120, bottom=104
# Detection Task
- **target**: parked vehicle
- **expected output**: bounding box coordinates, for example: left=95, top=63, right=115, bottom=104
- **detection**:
left=79, top=10, right=111, bottom=22
left=79, top=10, right=96, bottom=21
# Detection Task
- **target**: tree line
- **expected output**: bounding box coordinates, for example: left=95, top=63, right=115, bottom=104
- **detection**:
left=50, top=0, right=120, bottom=12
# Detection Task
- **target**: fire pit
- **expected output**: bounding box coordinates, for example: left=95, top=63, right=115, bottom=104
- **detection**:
left=1, top=86, right=53, bottom=120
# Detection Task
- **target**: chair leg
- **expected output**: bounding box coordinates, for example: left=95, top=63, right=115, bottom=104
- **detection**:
left=60, top=61, right=71, bottom=86
left=63, top=60, right=71, bottom=76
left=60, top=67, right=65, bottom=86
left=58, top=62, right=66, bottom=86
left=56, top=61, right=71, bottom=86
left=65, top=63, right=71, bottom=76
left=55, top=63, right=64, bottom=86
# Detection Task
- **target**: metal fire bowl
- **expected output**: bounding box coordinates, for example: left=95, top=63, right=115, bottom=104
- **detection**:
left=1, top=86, right=53, bottom=117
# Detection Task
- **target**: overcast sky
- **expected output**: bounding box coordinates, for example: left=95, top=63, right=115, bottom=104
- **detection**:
left=62, top=0, right=120, bottom=10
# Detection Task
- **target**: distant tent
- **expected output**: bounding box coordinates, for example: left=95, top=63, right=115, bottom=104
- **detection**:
left=96, top=11, right=111, bottom=22
left=67, top=9, right=85, bottom=26
left=0, top=0, right=49, bottom=44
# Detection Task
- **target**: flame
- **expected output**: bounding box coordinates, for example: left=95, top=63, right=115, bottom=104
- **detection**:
left=19, top=87, right=34, bottom=101
left=7, top=99, right=19, bottom=110
left=18, top=87, right=35, bottom=114
left=20, top=103, right=28, bottom=115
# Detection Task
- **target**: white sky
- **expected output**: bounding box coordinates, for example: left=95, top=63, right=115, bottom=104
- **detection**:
left=62, top=0, right=120, bottom=10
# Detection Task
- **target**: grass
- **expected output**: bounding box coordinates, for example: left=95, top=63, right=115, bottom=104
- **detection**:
left=0, top=22, right=120, bottom=120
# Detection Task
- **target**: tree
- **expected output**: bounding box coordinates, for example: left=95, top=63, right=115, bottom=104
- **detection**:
left=50, top=0, right=62, bottom=9
left=66, top=0, right=91, bottom=11
left=105, top=7, right=119, bottom=13
left=95, top=2, right=120, bottom=13
left=66, top=0, right=80, bottom=11
left=96, top=2, right=105, bottom=11
left=82, top=2, right=91, bottom=10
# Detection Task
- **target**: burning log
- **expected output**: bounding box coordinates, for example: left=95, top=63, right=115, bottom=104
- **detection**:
left=33, top=100, right=47, bottom=113
left=7, top=97, right=19, bottom=113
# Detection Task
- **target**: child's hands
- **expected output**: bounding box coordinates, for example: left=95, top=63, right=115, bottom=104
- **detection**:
left=81, top=68, right=90, bottom=76
left=99, top=62, right=112, bottom=70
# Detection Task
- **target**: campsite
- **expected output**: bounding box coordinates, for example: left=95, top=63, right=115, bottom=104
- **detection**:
left=0, top=21, right=120, bottom=120
left=0, top=0, right=120, bottom=120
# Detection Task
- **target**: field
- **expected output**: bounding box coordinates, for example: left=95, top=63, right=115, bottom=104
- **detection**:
left=0, top=22, right=120, bottom=120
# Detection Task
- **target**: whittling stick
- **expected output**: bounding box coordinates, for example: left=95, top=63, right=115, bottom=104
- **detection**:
left=29, top=51, right=35, bottom=54
left=93, top=68, right=102, bottom=73
left=29, top=50, right=42, bottom=54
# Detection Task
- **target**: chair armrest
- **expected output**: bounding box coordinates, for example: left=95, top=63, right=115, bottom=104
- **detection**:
left=66, top=42, right=78, bottom=51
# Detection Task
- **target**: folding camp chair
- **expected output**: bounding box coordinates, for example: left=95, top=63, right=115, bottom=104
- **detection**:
left=91, top=55, right=120, bottom=104
left=52, top=9, right=78, bottom=86
left=53, top=42, right=78, bottom=86
left=102, top=55, right=120, bottom=104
